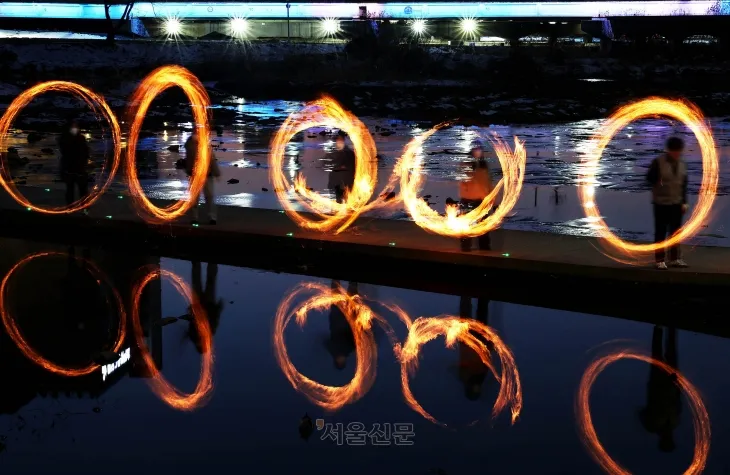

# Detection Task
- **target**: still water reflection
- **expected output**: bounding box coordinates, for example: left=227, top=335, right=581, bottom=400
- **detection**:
left=0, top=238, right=727, bottom=474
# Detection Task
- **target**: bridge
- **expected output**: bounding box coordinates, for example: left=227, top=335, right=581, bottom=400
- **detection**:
left=1, top=1, right=727, bottom=44
left=0, top=2, right=727, bottom=20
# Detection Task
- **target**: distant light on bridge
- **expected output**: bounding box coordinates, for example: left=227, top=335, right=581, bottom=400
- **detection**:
left=229, top=17, right=249, bottom=36
left=163, top=17, right=183, bottom=36
left=459, top=18, right=479, bottom=37
left=410, top=19, right=427, bottom=36
left=320, top=18, right=340, bottom=36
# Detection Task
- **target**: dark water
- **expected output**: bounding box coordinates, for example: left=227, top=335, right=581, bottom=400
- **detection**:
left=0, top=237, right=728, bottom=474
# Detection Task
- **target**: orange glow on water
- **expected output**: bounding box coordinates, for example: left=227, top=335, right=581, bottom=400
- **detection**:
left=396, top=315, right=522, bottom=426
left=272, top=282, right=380, bottom=411
left=576, top=349, right=711, bottom=475
left=130, top=266, right=214, bottom=411
left=0, top=251, right=126, bottom=377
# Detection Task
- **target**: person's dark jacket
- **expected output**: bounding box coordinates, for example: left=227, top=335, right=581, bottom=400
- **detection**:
left=327, top=147, right=357, bottom=191
left=58, top=131, right=89, bottom=175
left=184, top=135, right=220, bottom=178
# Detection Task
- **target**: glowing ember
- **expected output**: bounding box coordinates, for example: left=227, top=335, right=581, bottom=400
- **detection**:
left=0, top=252, right=126, bottom=377
left=130, top=267, right=214, bottom=411
left=397, top=124, right=527, bottom=238
left=576, top=348, right=710, bottom=475
left=127, top=65, right=212, bottom=223
left=272, top=282, right=380, bottom=411
left=579, top=97, right=719, bottom=263
left=396, top=315, right=522, bottom=427
left=0, top=81, right=121, bottom=213
left=270, top=96, right=400, bottom=234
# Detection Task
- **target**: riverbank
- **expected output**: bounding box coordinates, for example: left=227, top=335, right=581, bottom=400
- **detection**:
left=1, top=40, right=730, bottom=125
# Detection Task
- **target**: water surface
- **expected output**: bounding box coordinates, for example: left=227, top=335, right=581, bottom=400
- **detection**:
left=0, top=238, right=727, bottom=474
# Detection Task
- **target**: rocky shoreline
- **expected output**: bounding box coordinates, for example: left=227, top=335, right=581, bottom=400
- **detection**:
left=0, top=40, right=730, bottom=128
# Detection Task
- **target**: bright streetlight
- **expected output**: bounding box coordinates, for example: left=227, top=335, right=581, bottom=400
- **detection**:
left=230, top=17, right=249, bottom=37
left=410, top=19, right=427, bottom=36
left=459, top=18, right=479, bottom=37
left=163, top=17, right=182, bottom=36
left=321, top=18, right=340, bottom=36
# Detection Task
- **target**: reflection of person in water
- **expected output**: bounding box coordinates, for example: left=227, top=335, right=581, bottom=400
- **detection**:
left=62, top=251, right=108, bottom=359
left=325, top=280, right=358, bottom=370
left=188, top=261, right=224, bottom=354
left=458, top=296, right=490, bottom=401
left=639, top=325, right=681, bottom=452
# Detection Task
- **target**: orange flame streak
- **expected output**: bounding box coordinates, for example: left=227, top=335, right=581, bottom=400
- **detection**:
left=0, top=252, right=126, bottom=377
left=397, top=124, right=527, bottom=238
left=126, top=65, right=212, bottom=223
left=130, top=267, right=214, bottom=411
left=579, top=97, right=719, bottom=264
left=0, top=82, right=122, bottom=213
left=397, top=315, right=522, bottom=427
left=269, top=96, right=399, bottom=234
left=576, top=349, right=711, bottom=475
left=272, top=282, right=380, bottom=411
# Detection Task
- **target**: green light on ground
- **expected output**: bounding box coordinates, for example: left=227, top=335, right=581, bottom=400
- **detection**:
left=192, top=223, right=200, bottom=228
left=118, top=195, right=123, bottom=199
left=106, top=215, right=112, bottom=219
left=502, top=253, right=510, bottom=257
left=279, top=210, right=285, bottom=213
left=389, top=242, right=396, bottom=246
left=26, top=207, right=31, bottom=211
left=286, top=232, right=294, bottom=237
left=44, top=188, right=50, bottom=192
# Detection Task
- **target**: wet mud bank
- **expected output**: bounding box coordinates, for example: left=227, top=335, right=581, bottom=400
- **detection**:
left=1, top=40, right=730, bottom=126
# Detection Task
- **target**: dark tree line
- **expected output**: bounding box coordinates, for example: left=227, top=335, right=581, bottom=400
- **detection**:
left=104, top=2, right=135, bottom=44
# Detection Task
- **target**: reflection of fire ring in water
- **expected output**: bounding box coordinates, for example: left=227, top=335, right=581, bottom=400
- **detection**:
left=273, top=282, right=378, bottom=411
left=126, top=65, right=212, bottom=223
left=0, top=252, right=127, bottom=377
left=131, top=267, right=214, bottom=411
left=269, top=96, right=384, bottom=234
left=397, top=125, right=527, bottom=238
left=579, top=97, right=719, bottom=262
left=397, top=316, right=522, bottom=426
left=576, top=349, right=711, bottom=475
left=0, top=81, right=122, bottom=213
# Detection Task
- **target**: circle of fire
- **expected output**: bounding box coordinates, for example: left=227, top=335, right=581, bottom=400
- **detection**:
left=576, top=349, right=710, bottom=475
left=272, top=282, right=379, bottom=411
left=130, top=267, right=214, bottom=411
left=0, top=251, right=127, bottom=377
left=270, top=96, right=398, bottom=234
left=579, top=97, right=719, bottom=261
left=0, top=81, right=122, bottom=213
left=126, top=65, right=212, bottom=223
left=398, top=125, right=527, bottom=238
left=397, top=316, right=522, bottom=426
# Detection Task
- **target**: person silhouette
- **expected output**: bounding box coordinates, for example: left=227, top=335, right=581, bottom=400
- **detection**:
left=326, top=131, right=356, bottom=204
left=188, top=261, right=224, bottom=354
left=325, top=280, right=358, bottom=370
left=639, top=325, right=681, bottom=452
left=458, top=296, right=491, bottom=401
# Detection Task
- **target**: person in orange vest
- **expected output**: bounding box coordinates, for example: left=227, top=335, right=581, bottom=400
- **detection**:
left=459, top=142, right=493, bottom=251
left=458, top=295, right=490, bottom=401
